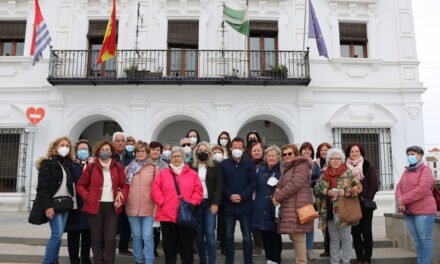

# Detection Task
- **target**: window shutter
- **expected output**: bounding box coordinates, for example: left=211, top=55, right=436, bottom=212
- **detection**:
left=167, top=21, right=199, bottom=46
left=87, top=20, right=119, bottom=39
left=0, top=21, right=26, bottom=40
left=250, top=21, right=278, bottom=33
left=339, top=23, right=367, bottom=42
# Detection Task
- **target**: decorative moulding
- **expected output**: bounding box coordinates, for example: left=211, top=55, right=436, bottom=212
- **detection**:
left=328, top=0, right=377, bottom=4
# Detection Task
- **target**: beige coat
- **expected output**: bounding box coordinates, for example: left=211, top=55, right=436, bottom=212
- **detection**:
left=273, top=156, right=313, bottom=234
left=125, top=163, right=159, bottom=217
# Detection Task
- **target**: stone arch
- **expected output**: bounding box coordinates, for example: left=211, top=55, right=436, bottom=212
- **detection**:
left=231, top=108, right=297, bottom=144
left=62, top=107, right=130, bottom=141
left=327, top=103, right=398, bottom=127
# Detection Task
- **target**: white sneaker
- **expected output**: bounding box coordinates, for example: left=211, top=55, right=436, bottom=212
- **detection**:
left=307, top=250, right=316, bottom=260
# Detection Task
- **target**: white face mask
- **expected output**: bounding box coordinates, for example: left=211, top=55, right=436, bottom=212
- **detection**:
left=57, top=146, right=70, bottom=157
left=189, top=137, right=197, bottom=145
left=232, top=149, right=243, bottom=159
left=162, top=150, right=171, bottom=158
left=183, top=146, right=192, bottom=155
left=219, top=139, right=228, bottom=147
left=213, top=152, right=224, bottom=162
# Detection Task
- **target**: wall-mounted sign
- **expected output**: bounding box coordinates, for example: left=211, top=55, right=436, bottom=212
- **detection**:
left=26, top=107, right=45, bottom=125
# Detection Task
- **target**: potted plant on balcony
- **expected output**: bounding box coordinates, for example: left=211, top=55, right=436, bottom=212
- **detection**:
left=265, top=65, right=288, bottom=78
left=124, top=64, right=138, bottom=79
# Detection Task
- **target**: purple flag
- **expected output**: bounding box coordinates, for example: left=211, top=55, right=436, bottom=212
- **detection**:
left=308, top=0, right=329, bottom=59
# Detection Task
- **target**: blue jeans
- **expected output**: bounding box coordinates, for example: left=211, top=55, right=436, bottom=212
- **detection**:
left=128, top=216, right=154, bottom=264
left=224, top=214, right=252, bottom=264
left=306, top=227, right=314, bottom=250
left=42, top=212, right=69, bottom=264
left=195, top=199, right=217, bottom=264
left=405, top=214, right=435, bottom=264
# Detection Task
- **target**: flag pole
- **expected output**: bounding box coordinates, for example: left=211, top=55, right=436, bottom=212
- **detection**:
left=303, top=0, right=307, bottom=52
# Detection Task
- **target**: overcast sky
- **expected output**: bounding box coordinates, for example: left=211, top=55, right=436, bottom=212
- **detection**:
left=412, top=0, right=440, bottom=150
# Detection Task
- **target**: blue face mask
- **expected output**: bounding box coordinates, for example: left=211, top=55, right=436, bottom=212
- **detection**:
left=407, top=155, right=418, bottom=165
left=77, top=149, right=89, bottom=161
left=125, top=145, right=134, bottom=152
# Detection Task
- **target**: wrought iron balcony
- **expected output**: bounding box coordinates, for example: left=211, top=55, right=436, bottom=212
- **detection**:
left=47, top=49, right=310, bottom=85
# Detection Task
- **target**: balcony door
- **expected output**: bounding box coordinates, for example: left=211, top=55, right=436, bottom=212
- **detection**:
left=167, top=21, right=198, bottom=77
left=249, top=21, right=278, bottom=77
left=87, top=20, right=118, bottom=78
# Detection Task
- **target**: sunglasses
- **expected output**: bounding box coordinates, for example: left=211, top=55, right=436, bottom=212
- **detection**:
left=282, top=152, right=293, bottom=157
left=181, top=143, right=191, bottom=147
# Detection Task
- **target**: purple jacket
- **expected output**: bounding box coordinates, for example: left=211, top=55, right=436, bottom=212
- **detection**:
left=396, top=162, right=436, bottom=215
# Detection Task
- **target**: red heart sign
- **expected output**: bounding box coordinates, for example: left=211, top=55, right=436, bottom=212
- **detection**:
left=26, top=107, right=45, bottom=125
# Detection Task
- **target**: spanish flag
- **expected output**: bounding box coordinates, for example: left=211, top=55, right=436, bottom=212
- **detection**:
left=96, top=0, right=117, bottom=65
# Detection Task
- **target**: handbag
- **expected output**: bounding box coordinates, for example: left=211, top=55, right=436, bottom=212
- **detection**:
left=170, top=169, right=200, bottom=230
left=28, top=195, right=48, bottom=225
left=296, top=203, right=319, bottom=224
left=338, top=196, right=362, bottom=224
left=52, top=196, right=74, bottom=213
left=363, top=199, right=377, bottom=210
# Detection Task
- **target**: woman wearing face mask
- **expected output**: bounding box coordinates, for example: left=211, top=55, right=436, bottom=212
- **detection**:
left=189, top=142, right=223, bottom=264
left=161, top=144, right=172, bottom=164
left=151, top=146, right=203, bottom=264
left=181, top=138, right=193, bottom=163
left=125, top=141, right=159, bottom=264
left=345, top=143, right=378, bottom=264
left=396, top=146, right=436, bottom=264
left=211, top=144, right=227, bottom=254
left=252, top=146, right=282, bottom=264
left=187, top=129, right=201, bottom=149
left=125, top=136, right=136, bottom=158
left=65, top=139, right=93, bottom=264
left=246, top=131, right=262, bottom=154
left=35, top=136, right=76, bottom=264
left=217, top=131, right=231, bottom=158
left=77, top=140, right=128, bottom=264
left=212, top=145, right=226, bottom=163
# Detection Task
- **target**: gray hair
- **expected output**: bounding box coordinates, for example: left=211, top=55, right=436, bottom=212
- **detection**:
left=326, top=148, right=346, bottom=164
left=112, top=131, right=126, bottom=142
left=180, top=137, right=190, bottom=145
left=171, top=146, right=184, bottom=157
left=264, top=145, right=281, bottom=161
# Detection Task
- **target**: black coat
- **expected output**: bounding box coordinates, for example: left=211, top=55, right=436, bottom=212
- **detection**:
left=65, top=161, right=90, bottom=231
left=188, top=161, right=224, bottom=206
left=360, top=159, right=379, bottom=201
left=37, top=157, right=74, bottom=210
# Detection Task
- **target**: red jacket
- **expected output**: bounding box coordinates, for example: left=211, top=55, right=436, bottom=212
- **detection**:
left=396, top=163, right=436, bottom=215
left=77, top=159, right=128, bottom=215
left=151, top=164, right=203, bottom=223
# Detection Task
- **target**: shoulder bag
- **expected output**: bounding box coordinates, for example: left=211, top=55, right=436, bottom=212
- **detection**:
left=338, top=196, right=362, bottom=224
left=296, top=203, right=319, bottom=224
left=170, top=169, right=200, bottom=230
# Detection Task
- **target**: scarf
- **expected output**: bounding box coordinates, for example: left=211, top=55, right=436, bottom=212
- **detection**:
left=323, top=164, right=347, bottom=189
left=408, top=160, right=424, bottom=172
left=126, top=158, right=150, bottom=185
left=170, top=163, right=185, bottom=175
left=346, top=157, right=365, bottom=181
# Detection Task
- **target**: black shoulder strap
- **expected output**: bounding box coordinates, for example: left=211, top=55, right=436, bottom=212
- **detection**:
left=169, top=166, right=181, bottom=197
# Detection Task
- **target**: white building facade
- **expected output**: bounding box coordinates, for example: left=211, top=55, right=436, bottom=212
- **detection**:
left=0, top=0, right=425, bottom=214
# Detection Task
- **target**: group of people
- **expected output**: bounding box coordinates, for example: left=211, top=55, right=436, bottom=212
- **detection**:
left=32, top=128, right=437, bottom=264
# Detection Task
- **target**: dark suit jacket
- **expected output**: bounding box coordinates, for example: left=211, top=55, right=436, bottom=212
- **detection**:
left=188, top=160, right=223, bottom=206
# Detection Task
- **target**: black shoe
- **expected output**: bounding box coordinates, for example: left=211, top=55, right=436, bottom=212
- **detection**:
left=154, top=250, right=159, bottom=257
left=119, top=250, right=133, bottom=256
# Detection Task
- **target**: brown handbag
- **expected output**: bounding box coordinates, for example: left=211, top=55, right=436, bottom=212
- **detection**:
left=296, top=203, right=319, bottom=224
left=338, top=196, right=362, bottom=224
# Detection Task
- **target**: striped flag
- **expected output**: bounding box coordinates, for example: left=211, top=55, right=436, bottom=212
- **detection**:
left=96, top=0, right=117, bottom=65
left=223, top=0, right=249, bottom=36
left=30, top=0, right=52, bottom=66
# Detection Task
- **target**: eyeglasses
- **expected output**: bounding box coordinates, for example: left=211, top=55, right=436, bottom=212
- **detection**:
left=136, top=150, right=146, bottom=153
left=114, top=139, right=125, bottom=143
left=330, top=158, right=342, bottom=161
left=181, top=143, right=191, bottom=147
left=282, top=152, right=293, bottom=157
left=171, top=155, right=183, bottom=159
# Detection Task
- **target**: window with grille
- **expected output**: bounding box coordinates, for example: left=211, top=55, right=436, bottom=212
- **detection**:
left=0, top=21, right=26, bottom=56
left=339, top=23, right=368, bottom=58
left=332, top=128, right=393, bottom=190
left=0, top=128, right=28, bottom=192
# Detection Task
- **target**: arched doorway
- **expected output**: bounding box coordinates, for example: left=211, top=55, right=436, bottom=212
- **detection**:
left=79, top=120, right=122, bottom=148
left=156, top=120, right=209, bottom=146
left=237, top=120, right=289, bottom=147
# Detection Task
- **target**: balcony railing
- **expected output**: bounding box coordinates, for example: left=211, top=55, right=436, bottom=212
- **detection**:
left=47, top=49, right=310, bottom=85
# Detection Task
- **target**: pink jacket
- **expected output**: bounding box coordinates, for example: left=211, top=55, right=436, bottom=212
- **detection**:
left=396, top=163, right=436, bottom=215
left=125, top=163, right=160, bottom=217
left=151, top=164, right=203, bottom=223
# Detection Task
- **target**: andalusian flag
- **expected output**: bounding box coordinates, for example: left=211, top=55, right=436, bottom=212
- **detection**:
left=223, top=0, right=249, bottom=36
left=31, top=0, right=52, bottom=65
left=96, top=0, right=117, bottom=65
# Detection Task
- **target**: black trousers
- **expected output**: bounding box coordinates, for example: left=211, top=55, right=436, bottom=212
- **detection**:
left=161, top=221, right=194, bottom=264
left=88, top=203, right=119, bottom=264
left=67, top=229, right=92, bottom=264
left=154, top=227, right=160, bottom=252
left=117, top=210, right=131, bottom=251
left=352, top=204, right=374, bottom=262
left=323, top=226, right=330, bottom=253
left=261, top=230, right=282, bottom=263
